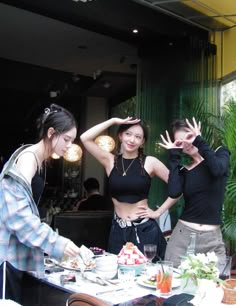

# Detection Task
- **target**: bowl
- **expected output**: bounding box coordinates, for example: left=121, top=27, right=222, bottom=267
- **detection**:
left=95, top=268, right=117, bottom=280
left=118, top=263, right=145, bottom=276
left=95, top=263, right=118, bottom=272
left=95, top=254, right=118, bottom=269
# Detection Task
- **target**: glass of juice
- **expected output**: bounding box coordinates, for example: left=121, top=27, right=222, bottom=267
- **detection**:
left=156, top=261, right=173, bottom=295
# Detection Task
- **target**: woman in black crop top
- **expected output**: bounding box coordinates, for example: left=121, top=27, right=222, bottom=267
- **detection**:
left=158, top=117, right=230, bottom=270
left=80, top=117, right=178, bottom=257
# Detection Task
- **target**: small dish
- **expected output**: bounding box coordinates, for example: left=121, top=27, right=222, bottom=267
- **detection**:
left=136, top=273, right=180, bottom=289
left=59, top=258, right=95, bottom=271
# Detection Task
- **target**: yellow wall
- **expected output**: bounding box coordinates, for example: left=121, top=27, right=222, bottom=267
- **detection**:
left=213, top=27, right=236, bottom=79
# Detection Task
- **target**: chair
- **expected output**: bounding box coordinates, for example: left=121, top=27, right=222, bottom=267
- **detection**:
left=54, top=211, right=113, bottom=249
left=66, top=293, right=110, bottom=306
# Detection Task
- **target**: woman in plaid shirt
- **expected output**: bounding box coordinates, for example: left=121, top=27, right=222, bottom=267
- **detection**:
left=0, top=103, right=80, bottom=304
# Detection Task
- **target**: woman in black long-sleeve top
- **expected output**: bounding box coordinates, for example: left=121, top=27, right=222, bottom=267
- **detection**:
left=158, top=117, right=230, bottom=269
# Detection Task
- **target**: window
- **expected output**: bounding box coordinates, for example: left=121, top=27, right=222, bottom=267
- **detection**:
left=221, top=76, right=236, bottom=108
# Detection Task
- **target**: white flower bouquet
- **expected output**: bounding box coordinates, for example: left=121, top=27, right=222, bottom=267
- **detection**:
left=178, top=252, right=220, bottom=285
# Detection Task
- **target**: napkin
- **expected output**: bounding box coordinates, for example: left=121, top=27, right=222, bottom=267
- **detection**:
left=82, top=272, right=109, bottom=286
left=79, top=245, right=94, bottom=266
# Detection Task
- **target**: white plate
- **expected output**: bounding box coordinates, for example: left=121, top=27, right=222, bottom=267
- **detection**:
left=59, top=260, right=95, bottom=272
left=136, top=274, right=180, bottom=289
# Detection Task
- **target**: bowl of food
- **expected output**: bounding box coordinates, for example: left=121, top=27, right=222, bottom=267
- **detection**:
left=89, top=247, right=105, bottom=256
left=95, top=268, right=118, bottom=280
left=95, top=254, right=117, bottom=269
left=117, top=242, right=147, bottom=276
left=118, top=263, right=145, bottom=277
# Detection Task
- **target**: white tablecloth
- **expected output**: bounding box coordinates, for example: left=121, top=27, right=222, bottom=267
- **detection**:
left=44, top=270, right=236, bottom=305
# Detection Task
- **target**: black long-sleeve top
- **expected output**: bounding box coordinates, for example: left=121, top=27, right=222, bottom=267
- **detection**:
left=168, top=136, right=230, bottom=225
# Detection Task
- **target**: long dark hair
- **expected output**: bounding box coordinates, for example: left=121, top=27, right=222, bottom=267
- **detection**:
left=36, top=103, right=77, bottom=141
left=114, top=121, right=148, bottom=176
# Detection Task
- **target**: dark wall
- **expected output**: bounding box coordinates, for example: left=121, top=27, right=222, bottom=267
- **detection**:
left=0, top=88, right=82, bottom=163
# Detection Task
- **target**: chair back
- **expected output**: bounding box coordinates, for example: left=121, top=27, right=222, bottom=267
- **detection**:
left=54, top=211, right=113, bottom=249
left=67, top=293, right=109, bottom=306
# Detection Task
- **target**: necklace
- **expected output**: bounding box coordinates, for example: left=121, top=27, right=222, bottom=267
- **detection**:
left=121, top=156, right=136, bottom=176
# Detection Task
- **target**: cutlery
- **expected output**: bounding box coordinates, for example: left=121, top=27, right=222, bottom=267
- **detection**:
left=96, top=288, right=124, bottom=296
left=82, top=272, right=116, bottom=286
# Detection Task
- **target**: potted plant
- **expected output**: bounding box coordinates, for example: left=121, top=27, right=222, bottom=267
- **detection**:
left=179, top=252, right=220, bottom=285
left=210, top=100, right=236, bottom=254
left=178, top=252, right=224, bottom=305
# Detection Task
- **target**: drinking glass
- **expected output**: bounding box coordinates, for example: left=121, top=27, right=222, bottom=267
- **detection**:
left=118, top=268, right=135, bottom=296
left=156, top=261, right=173, bottom=295
left=144, top=244, right=157, bottom=265
left=118, top=268, right=135, bottom=283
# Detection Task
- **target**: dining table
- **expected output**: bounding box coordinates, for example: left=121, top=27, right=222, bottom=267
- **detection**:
left=21, top=261, right=236, bottom=306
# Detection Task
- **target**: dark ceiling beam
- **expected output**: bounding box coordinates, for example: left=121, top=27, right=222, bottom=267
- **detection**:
left=0, top=0, right=208, bottom=45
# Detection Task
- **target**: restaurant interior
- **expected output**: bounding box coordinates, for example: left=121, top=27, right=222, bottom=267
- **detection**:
left=0, top=1, right=236, bottom=305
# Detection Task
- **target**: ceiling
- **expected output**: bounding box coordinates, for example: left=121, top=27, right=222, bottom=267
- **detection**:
left=0, top=0, right=235, bottom=157
left=0, top=0, right=235, bottom=100
left=0, top=0, right=214, bottom=101
left=134, top=0, right=236, bottom=31
left=0, top=1, right=139, bottom=100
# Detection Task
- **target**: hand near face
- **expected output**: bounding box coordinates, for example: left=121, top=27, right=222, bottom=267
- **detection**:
left=186, top=117, right=201, bottom=137
left=158, top=130, right=183, bottom=150
left=183, top=117, right=201, bottom=145
left=114, top=117, right=141, bottom=125
left=158, top=118, right=201, bottom=151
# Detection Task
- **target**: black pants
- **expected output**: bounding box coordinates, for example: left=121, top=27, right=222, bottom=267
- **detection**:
left=0, top=262, right=23, bottom=304
left=108, top=218, right=167, bottom=259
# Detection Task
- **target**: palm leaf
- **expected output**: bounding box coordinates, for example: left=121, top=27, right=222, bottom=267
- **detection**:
left=216, top=101, right=236, bottom=252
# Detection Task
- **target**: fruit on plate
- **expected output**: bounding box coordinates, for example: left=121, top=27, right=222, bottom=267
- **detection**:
left=89, top=247, right=105, bottom=255
left=143, top=275, right=156, bottom=286
left=60, top=257, right=96, bottom=270
left=117, top=242, right=147, bottom=265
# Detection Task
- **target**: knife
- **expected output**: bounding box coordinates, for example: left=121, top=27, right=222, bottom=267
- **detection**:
left=96, top=288, right=124, bottom=296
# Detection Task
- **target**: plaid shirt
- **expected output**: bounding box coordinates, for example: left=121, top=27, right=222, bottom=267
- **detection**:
left=0, top=145, right=70, bottom=278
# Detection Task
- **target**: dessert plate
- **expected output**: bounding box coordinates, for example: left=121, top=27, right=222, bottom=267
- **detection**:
left=59, top=258, right=95, bottom=271
left=136, top=273, right=180, bottom=289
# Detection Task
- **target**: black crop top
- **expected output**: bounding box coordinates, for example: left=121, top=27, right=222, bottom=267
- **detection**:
left=168, top=136, right=230, bottom=225
left=108, top=155, right=151, bottom=204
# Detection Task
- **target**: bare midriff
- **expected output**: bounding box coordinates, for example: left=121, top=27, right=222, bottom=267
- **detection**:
left=180, top=219, right=220, bottom=231
left=113, top=198, right=148, bottom=220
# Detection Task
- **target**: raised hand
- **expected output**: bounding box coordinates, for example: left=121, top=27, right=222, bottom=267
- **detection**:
left=182, top=117, right=201, bottom=146
left=114, top=116, right=141, bottom=125
left=186, top=117, right=201, bottom=138
left=158, top=130, right=183, bottom=150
